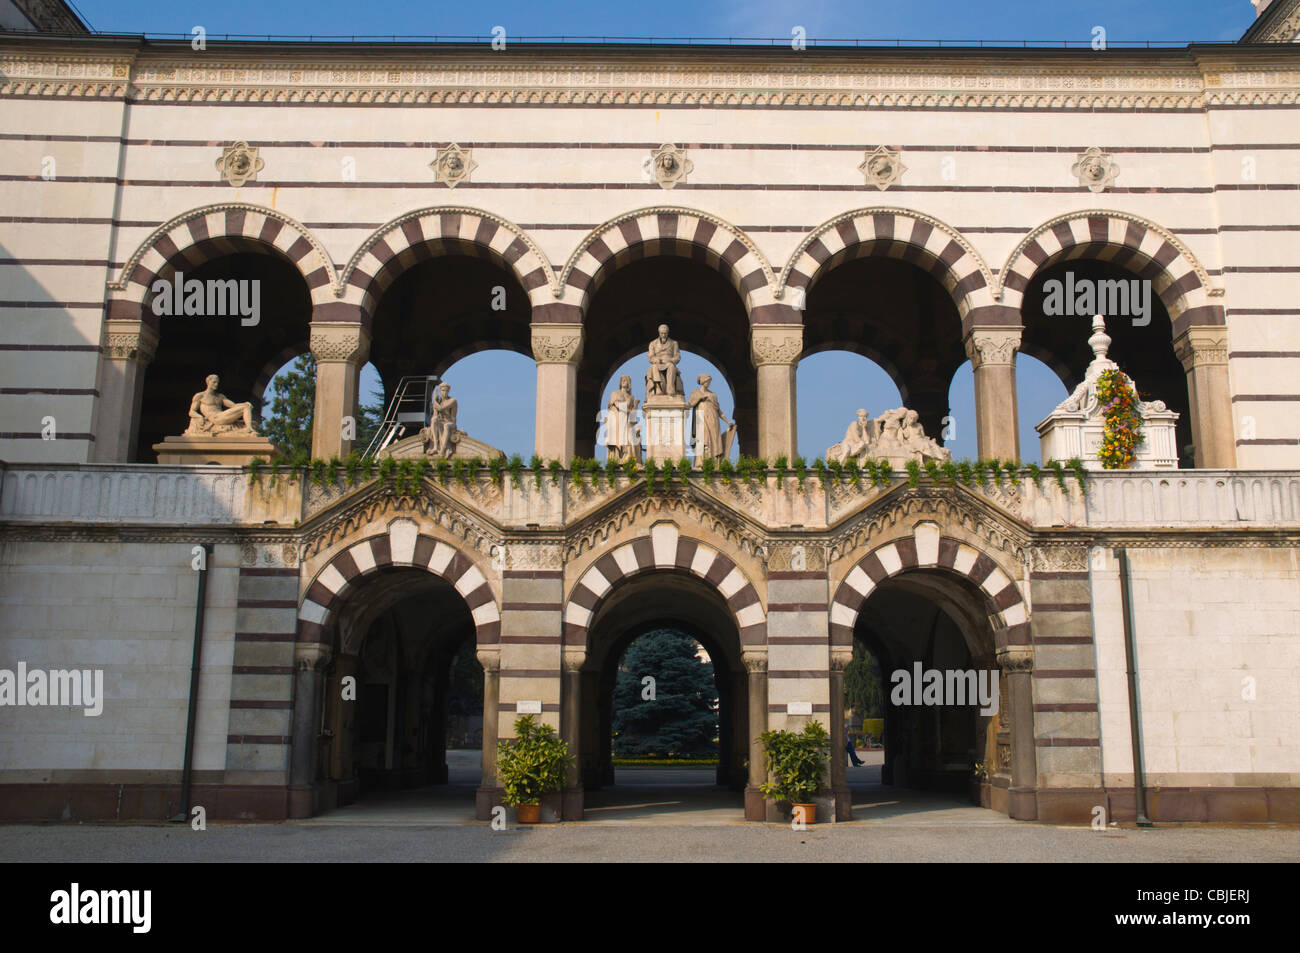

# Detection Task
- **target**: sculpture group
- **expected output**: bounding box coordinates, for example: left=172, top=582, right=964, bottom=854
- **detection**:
left=826, top=407, right=952, bottom=467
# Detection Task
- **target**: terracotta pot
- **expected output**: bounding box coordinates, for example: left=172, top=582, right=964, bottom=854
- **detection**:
left=792, top=802, right=817, bottom=825
left=516, top=803, right=541, bottom=824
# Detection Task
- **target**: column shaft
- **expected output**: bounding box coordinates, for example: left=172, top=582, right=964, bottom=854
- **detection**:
left=965, top=328, right=1022, bottom=461
left=531, top=324, right=583, bottom=462
left=309, top=320, right=370, bottom=459
left=751, top=325, right=802, bottom=461
left=744, top=654, right=769, bottom=821
left=92, top=320, right=157, bottom=462
left=1175, top=328, right=1234, bottom=468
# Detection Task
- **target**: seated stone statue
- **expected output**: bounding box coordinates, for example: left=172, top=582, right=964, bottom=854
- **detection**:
left=826, top=406, right=951, bottom=465
left=826, top=409, right=873, bottom=464
left=420, top=382, right=461, bottom=459
left=184, top=374, right=258, bottom=436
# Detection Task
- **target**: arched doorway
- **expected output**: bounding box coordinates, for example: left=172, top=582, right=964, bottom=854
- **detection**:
left=832, top=525, right=1036, bottom=819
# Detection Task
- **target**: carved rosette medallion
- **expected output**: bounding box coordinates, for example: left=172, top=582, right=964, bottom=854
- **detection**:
left=1071, top=147, right=1120, bottom=193
left=431, top=143, right=477, bottom=188
left=649, top=143, right=692, bottom=189
left=859, top=145, right=906, bottom=191
left=216, top=141, right=265, bottom=187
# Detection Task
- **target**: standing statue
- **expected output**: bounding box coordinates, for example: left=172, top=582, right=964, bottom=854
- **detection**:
left=605, top=374, right=642, bottom=463
left=421, top=381, right=459, bottom=458
left=185, top=374, right=258, bottom=435
left=689, top=374, right=734, bottom=463
left=645, top=323, right=682, bottom=398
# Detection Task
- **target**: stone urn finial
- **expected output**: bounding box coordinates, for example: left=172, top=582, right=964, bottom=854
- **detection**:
left=1088, top=314, right=1111, bottom=363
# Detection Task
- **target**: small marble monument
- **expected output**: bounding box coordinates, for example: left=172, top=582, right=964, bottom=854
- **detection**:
left=154, top=373, right=276, bottom=465
left=642, top=324, right=691, bottom=464
left=826, top=406, right=952, bottom=469
left=689, top=373, right=735, bottom=464
left=1037, top=315, right=1179, bottom=469
left=378, top=381, right=505, bottom=461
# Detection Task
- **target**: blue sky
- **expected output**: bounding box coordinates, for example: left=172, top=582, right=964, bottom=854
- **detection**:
left=85, top=1, right=1257, bottom=460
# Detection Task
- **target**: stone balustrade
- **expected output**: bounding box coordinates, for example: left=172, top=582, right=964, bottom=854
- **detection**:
left=2, top=463, right=1297, bottom=532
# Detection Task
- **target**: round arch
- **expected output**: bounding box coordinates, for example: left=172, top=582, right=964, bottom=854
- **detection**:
left=108, top=202, right=336, bottom=312
left=780, top=208, right=996, bottom=322
left=339, top=207, right=556, bottom=322
left=298, top=519, right=502, bottom=649
left=557, top=206, right=774, bottom=320
left=563, top=522, right=767, bottom=650
left=999, top=210, right=1224, bottom=333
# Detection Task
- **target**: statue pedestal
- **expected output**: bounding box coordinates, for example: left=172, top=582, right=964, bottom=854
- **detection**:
left=643, top=395, right=690, bottom=465
left=153, top=433, right=278, bottom=465
left=1037, top=407, right=1180, bottom=470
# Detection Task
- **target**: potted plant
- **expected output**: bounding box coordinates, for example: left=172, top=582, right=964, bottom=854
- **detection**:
left=759, top=720, right=830, bottom=824
left=971, top=760, right=989, bottom=806
left=496, top=714, right=572, bottom=824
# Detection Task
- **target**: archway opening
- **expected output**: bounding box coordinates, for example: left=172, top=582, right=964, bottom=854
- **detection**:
left=576, top=256, right=756, bottom=458
left=137, top=248, right=311, bottom=461
left=1021, top=258, right=1193, bottom=466
left=797, top=350, right=903, bottom=460
left=946, top=353, right=1070, bottom=463
left=318, top=567, right=483, bottom=816
left=803, top=256, right=966, bottom=447
left=848, top=569, right=999, bottom=814
left=579, top=570, right=748, bottom=821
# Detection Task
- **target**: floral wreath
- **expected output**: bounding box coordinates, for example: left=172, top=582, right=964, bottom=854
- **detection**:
left=1096, top=368, right=1145, bottom=469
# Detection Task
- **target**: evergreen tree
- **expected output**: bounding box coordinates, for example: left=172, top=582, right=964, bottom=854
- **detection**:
left=612, top=629, right=718, bottom=758
left=844, top=641, right=885, bottom=721
left=262, top=354, right=385, bottom=458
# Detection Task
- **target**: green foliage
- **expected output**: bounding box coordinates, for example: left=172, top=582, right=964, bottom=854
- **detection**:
left=844, top=641, right=884, bottom=722
left=827, top=458, right=843, bottom=483
left=877, top=460, right=893, bottom=486
left=1047, top=459, right=1069, bottom=493
left=1026, top=462, right=1042, bottom=486
left=530, top=454, right=544, bottom=488
left=858, top=718, right=884, bottom=746
left=644, top=458, right=659, bottom=495
left=844, top=459, right=860, bottom=485
left=435, top=458, right=451, bottom=485
left=488, top=455, right=504, bottom=486
left=677, top=457, right=691, bottom=484
left=261, top=354, right=316, bottom=459
left=508, top=453, right=524, bottom=488
left=606, top=458, right=620, bottom=488
left=248, top=456, right=265, bottom=483
left=568, top=455, right=584, bottom=488
left=496, top=715, right=572, bottom=807
left=1068, top=457, right=1088, bottom=493
left=700, top=456, right=716, bottom=481
left=548, top=458, right=563, bottom=485
left=924, top=459, right=942, bottom=484
left=718, top=458, right=733, bottom=485
left=759, top=720, right=829, bottom=804
left=612, top=630, right=718, bottom=758
left=957, top=460, right=973, bottom=486
left=905, top=459, right=921, bottom=488
left=792, top=455, right=807, bottom=491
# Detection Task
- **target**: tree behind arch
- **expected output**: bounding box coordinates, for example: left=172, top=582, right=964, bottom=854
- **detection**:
left=612, top=629, right=718, bottom=758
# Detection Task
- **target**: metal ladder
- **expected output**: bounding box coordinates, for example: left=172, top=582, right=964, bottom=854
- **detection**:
left=362, top=374, right=441, bottom=458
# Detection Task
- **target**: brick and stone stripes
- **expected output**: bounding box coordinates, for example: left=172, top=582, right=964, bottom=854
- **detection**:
left=341, top=209, right=553, bottom=323
left=559, top=209, right=770, bottom=319
left=113, top=203, right=336, bottom=319
left=227, top=566, right=299, bottom=774
left=781, top=210, right=990, bottom=320
left=496, top=568, right=564, bottom=736
left=830, top=522, right=1028, bottom=648
left=563, top=523, right=766, bottom=649
left=298, top=524, right=501, bottom=645
left=999, top=212, right=1222, bottom=333
left=766, top=568, right=831, bottom=721
left=1028, top=569, right=1102, bottom=790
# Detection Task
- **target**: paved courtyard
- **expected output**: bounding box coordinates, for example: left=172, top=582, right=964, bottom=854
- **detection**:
left=3, top=757, right=1297, bottom=862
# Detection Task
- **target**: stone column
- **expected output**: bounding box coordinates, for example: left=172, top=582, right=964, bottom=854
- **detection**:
left=1173, top=327, right=1235, bottom=468
left=91, top=319, right=158, bottom=462
left=309, top=320, right=370, bottom=460
left=750, top=325, right=802, bottom=462
left=289, top=642, right=331, bottom=819
left=475, top=646, right=501, bottom=820
left=964, top=327, right=1022, bottom=462
left=743, top=651, right=769, bottom=821
left=997, top=645, right=1038, bottom=821
left=561, top=648, right=585, bottom=820
left=829, top=647, right=852, bottom=821
left=531, top=324, right=584, bottom=463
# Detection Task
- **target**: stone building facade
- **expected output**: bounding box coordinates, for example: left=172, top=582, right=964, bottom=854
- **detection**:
left=1, top=3, right=1299, bottom=823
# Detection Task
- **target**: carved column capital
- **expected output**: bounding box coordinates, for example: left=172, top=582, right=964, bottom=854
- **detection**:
left=963, top=327, right=1021, bottom=367
left=476, top=647, right=501, bottom=674
left=309, top=322, right=370, bottom=364
left=101, top=319, right=159, bottom=366
left=562, top=648, right=586, bottom=673
left=531, top=324, right=584, bottom=365
left=750, top=325, right=803, bottom=367
left=1173, top=327, right=1228, bottom=373
left=996, top=645, right=1034, bottom=675
left=294, top=642, right=333, bottom=672
left=742, top=651, right=769, bottom=675
left=829, top=647, right=853, bottom=673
